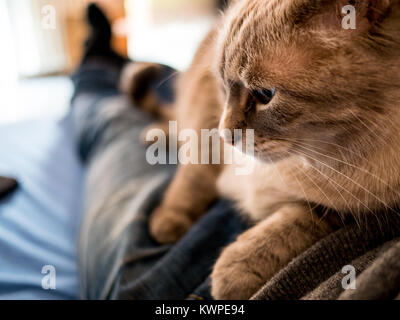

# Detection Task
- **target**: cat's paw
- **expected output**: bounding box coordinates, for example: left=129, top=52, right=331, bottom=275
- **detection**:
left=211, top=238, right=266, bottom=300
left=149, top=206, right=193, bottom=244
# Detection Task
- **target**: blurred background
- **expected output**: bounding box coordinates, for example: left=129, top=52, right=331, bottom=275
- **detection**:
left=0, top=0, right=229, bottom=124
left=0, top=0, right=230, bottom=299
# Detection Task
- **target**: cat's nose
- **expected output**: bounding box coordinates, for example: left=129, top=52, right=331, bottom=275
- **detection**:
left=219, top=107, right=244, bottom=145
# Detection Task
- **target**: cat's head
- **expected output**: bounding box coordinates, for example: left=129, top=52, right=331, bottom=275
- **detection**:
left=217, top=0, right=400, bottom=163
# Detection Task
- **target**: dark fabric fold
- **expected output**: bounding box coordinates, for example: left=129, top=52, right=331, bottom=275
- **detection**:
left=252, top=214, right=400, bottom=300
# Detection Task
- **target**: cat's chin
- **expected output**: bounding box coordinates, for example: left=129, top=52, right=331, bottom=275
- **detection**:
left=252, top=151, right=291, bottom=164
left=232, top=143, right=291, bottom=164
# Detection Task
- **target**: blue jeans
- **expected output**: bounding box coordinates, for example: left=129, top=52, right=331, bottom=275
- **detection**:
left=71, top=59, right=248, bottom=300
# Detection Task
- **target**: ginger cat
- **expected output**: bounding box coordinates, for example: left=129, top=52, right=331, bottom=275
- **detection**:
left=121, top=0, right=400, bottom=299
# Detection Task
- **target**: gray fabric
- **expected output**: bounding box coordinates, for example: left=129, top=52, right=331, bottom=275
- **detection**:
left=252, top=214, right=400, bottom=300
left=74, top=93, right=174, bottom=299
left=303, top=239, right=398, bottom=300
left=339, top=239, right=400, bottom=300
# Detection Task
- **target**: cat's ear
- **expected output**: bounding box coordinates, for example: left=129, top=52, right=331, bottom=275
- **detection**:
left=313, top=0, right=392, bottom=33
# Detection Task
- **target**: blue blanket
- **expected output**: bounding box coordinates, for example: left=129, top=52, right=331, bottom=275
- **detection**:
left=0, top=116, right=83, bottom=299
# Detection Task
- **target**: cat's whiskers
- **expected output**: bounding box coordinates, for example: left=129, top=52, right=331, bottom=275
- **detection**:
left=311, top=111, right=379, bottom=154
left=266, top=154, right=290, bottom=191
left=283, top=150, right=357, bottom=227
left=347, top=109, right=393, bottom=149
left=287, top=140, right=400, bottom=223
left=278, top=151, right=316, bottom=226
left=155, top=71, right=181, bottom=89
left=289, top=149, right=374, bottom=228
left=290, top=140, right=397, bottom=221
left=280, top=137, right=369, bottom=162
left=284, top=138, right=400, bottom=200
left=286, top=137, right=356, bottom=164
left=289, top=148, right=395, bottom=216
left=282, top=150, right=346, bottom=228
left=264, top=152, right=317, bottom=224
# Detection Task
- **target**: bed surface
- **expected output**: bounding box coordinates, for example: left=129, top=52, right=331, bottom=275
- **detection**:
left=0, top=115, right=83, bottom=299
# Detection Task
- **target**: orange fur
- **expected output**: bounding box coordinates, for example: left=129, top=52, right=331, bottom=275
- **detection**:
left=122, top=0, right=400, bottom=299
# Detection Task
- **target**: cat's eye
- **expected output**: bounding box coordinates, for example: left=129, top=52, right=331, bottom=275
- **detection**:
left=252, top=88, right=275, bottom=105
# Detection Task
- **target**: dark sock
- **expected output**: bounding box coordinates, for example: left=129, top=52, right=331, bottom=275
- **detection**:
left=72, top=4, right=131, bottom=100
left=81, top=3, right=128, bottom=68
left=0, top=177, right=18, bottom=201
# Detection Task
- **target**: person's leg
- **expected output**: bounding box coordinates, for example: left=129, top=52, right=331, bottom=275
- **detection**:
left=73, top=81, right=176, bottom=299
left=71, top=5, right=176, bottom=299
left=73, top=4, right=248, bottom=300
